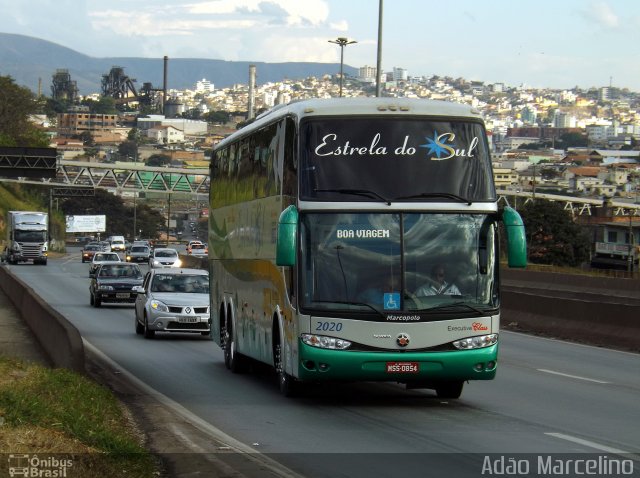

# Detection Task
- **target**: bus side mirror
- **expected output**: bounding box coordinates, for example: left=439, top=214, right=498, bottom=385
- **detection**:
left=276, top=205, right=298, bottom=266
left=502, top=206, right=527, bottom=268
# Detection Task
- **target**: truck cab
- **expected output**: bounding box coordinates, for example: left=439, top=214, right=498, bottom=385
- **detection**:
left=6, top=211, right=48, bottom=265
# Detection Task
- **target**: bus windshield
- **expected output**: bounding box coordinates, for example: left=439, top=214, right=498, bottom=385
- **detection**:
left=299, top=213, right=498, bottom=318
left=299, top=117, right=495, bottom=202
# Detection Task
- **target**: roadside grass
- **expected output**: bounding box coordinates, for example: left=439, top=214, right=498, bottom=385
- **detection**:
left=0, top=356, right=160, bottom=477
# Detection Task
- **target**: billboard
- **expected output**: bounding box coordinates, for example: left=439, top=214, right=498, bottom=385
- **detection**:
left=65, top=215, right=106, bottom=233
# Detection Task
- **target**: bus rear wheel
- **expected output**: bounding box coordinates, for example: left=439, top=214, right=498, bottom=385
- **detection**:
left=435, top=381, right=464, bottom=399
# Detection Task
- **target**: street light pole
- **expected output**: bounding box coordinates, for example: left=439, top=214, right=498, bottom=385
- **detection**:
left=376, top=0, right=383, bottom=97
left=133, top=149, right=137, bottom=240
left=328, top=37, right=357, bottom=97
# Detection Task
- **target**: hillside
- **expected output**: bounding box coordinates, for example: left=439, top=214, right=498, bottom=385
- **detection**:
left=0, top=32, right=358, bottom=96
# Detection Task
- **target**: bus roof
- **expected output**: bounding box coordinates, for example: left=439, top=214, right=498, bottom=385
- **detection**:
left=215, top=98, right=484, bottom=149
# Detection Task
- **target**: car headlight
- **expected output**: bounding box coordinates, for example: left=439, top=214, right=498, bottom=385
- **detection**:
left=150, top=300, right=169, bottom=312
left=452, top=334, right=498, bottom=350
left=153, top=260, right=161, bottom=265
left=98, top=285, right=114, bottom=291
left=301, top=334, right=351, bottom=350
left=174, top=259, right=182, bottom=267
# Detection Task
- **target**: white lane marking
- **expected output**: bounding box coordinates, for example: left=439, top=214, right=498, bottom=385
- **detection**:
left=537, top=368, right=610, bottom=384
left=545, top=433, right=630, bottom=454
left=83, top=339, right=303, bottom=478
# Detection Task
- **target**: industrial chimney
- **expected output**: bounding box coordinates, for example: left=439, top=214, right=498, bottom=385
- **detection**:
left=163, top=55, right=168, bottom=114
left=248, top=64, right=256, bottom=120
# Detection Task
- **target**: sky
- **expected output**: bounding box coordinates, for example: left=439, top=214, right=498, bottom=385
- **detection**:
left=2, top=0, right=640, bottom=92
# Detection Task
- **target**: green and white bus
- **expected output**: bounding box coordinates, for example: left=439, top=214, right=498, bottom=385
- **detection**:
left=209, top=98, right=526, bottom=399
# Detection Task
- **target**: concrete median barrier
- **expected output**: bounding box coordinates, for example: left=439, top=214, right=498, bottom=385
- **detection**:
left=0, top=266, right=85, bottom=372
left=501, top=269, right=640, bottom=352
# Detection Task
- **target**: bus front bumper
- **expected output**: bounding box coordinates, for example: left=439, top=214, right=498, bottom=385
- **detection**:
left=296, top=340, right=498, bottom=382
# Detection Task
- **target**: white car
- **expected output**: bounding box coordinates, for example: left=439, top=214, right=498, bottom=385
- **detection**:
left=148, top=248, right=181, bottom=269
left=134, top=268, right=210, bottom=338
left=89, top=251, right=121, bottom=277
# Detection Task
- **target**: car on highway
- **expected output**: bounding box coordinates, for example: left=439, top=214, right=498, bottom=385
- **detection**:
left=89, top=262, right=144, bottom=308
left=187, top=242, right=207, bottom=256
left=133, top=268, right=210, bottom=338
left=186, top=240, right=203, bottom=254
left=126, top=245, right=151, bottom=263
left=89, top=251, right=121, bottom=277
left=148, top=248, right=181, bottom=269
left=81, top=244, right=102, bottom=263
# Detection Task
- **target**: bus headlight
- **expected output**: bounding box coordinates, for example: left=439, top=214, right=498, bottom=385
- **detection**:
left=301, top=334, right=351, bottom=350
left=453, top=334, right=498, bottom=350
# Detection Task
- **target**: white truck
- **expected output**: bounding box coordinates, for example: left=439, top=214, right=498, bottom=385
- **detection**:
left=5, top=211, right=49, bottom=265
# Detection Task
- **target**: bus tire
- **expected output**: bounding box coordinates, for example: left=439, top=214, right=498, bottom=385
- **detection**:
left=225, top=324, right=247, bottom=373
left=435, top=381, right=464, bottom=399
left=274, top=341, right=297, bottom=397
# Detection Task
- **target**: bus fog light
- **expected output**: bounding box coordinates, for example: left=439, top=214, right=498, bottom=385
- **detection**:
left=474, top=363, right=484, bottom=371
left=486, top=361, right=496, bottom=370
left=301, top=334, right=351, bottom=350
left=453, top=334, right=498, bottom=350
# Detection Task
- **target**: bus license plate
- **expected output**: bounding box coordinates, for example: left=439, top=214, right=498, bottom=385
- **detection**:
left=116, top=293, right=130, bottom=299
left=179, top=316, right=199, bottom=323
left=386, top=362, right=419, bottom=374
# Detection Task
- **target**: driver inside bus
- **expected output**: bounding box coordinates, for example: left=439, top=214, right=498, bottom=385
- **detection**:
left=415, top=264, right=461, bottom=296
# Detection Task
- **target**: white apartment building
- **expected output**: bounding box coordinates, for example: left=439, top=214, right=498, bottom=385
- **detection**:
left=586, top=124, right=618, bottom=143
left=195, top=78, right=214, bottom=92
left=137, top=116, right=207, bottom=136
left=146, top=125, right=184, bottom=144
left=358, top=65, right=377, bottom=83
left=393, top=67, right=408, bottom=82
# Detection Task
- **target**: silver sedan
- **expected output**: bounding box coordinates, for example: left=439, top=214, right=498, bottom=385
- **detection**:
left=133, top=268, right=210, bottom=339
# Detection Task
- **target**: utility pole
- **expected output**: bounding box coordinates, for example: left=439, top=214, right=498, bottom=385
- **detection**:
left=628, top=209, right=635, bottom=273
left=375, top=0, right=383, bottom=97
left=532, top=163, right=537, bottom=200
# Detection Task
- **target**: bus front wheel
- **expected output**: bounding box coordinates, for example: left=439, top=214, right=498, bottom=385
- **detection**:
left=435, top=381, right=464, bottom=399
left=274, top=341, right=297, bottom=397
left=224, top=324, right=247, bottom=373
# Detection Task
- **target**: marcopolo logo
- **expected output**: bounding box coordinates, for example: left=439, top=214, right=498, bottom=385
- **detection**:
left=8, top=454, right=73, bottom=477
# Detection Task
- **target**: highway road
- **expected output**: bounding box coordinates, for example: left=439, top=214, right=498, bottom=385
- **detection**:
left=7, top=250, right=640, bottom=478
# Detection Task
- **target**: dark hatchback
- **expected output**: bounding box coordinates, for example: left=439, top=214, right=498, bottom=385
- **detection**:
left=89, top=262, right=144, bottom=307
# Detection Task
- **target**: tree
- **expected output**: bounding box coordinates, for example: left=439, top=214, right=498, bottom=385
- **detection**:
left=517, top=200, right=591, bottom=267
left=146, top=154, right=171, bottom=167
left=81, top=96, right=117, bottom=114
left=204, top=110, right=231, bottom=124
left=556, top=132, right=588, bottom=149
left=77, top=130, right=95, bottom=146
left=0, top=75, right=50, bottom=147
left=117, top=140, right=138, bottom=161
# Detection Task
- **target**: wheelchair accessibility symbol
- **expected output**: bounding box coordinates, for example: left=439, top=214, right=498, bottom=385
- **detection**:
left=383, top=292, right=400, bottom=310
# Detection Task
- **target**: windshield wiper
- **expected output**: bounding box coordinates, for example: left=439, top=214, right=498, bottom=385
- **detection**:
left=310, top=300, right=386, bottom=318
left=394, top=192, right=472, bottom=205
left=314, top=188, right=392, bottom=205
